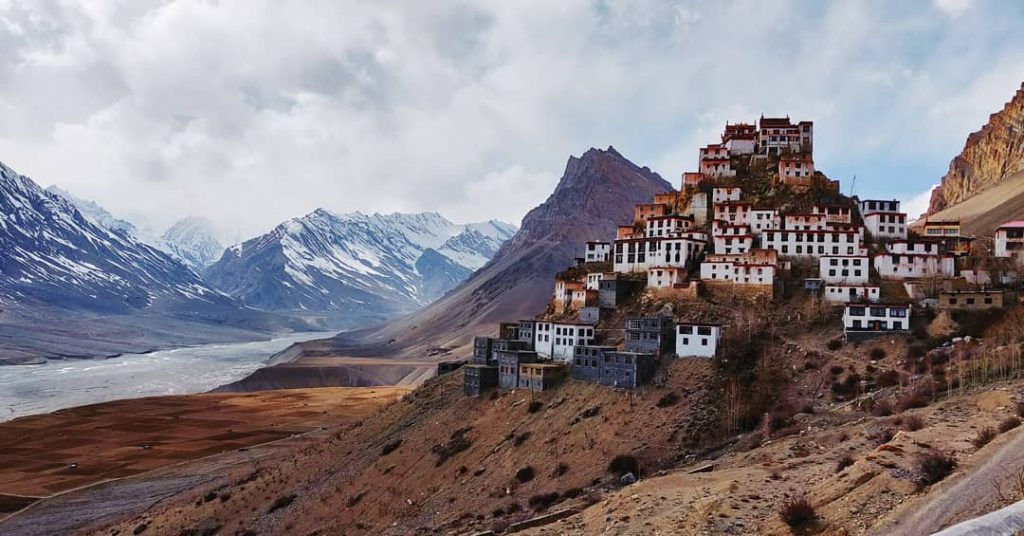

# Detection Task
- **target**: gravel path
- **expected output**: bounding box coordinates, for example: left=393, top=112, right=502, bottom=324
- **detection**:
left=871, top=427, right=1024, bottom=536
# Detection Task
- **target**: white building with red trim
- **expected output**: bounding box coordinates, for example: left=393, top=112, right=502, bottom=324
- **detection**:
left=778, top=155, right=815, bottom=186
left=712, top=186, right=742, bottom=204
left=859, top=199, right=907, bottom=240
left=648, top=266, right=687, bottom=289
left=819, top=255, right=870, bottom=285
left=761, top=229, right=864, bottom=258
left=747, top=208, right=780, bottom=235
left=758, top=116, right=813, bottom=155
left=722, top=122, right=757, bottom=155
left=995, top=221, right=1024, bottom=260
left=699, top=144, right=735, bottom=178
left=713, top=201, right=752, bottom=225
left=825, top=285, right=880, bottom=303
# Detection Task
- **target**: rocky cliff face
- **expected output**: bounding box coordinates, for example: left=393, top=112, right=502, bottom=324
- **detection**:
left=928, top=82, right=1024, bottom=215
left=290, top=146, right=674, bottom=360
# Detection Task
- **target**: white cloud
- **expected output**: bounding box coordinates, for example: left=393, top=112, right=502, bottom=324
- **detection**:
left=0, top=0, right=1020, bottom=243
left=934, top=0, right=976, bottom=18
left=903, top=185, right=938, bottom=223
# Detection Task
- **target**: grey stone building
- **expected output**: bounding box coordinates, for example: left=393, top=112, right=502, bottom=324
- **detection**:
left=571, top=345, right=617, bottom=382
left=518, top=363, right=569, bottom=392
left=517, top=320, right=537, bottom=350
left=473, top=336, right=495, bottom=365
left=570, top=345, right=656, bottom=389
left=579, top=306, right=602, bottom=325
left=598, top=278, right=643, bottom=308
left=497, top=350, right=538, bottom=390
left=600, top=351, right=657, bottom=389
left=624, top=316, right=676, bottom=357
left=463, top=364, right=499, bottom=396
left=437, top=360, right=466, bottom=376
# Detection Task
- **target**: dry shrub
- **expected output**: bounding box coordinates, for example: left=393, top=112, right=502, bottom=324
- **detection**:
left=381, top=438, right=402, bottom=456
left=779, top=496, right=817, bottom=528
left=1017, top=402, right=1024, bottom=418
left=527, top=491, right=561, bottom=510
left=267, top=494, right=296, bottom=514
left=869, top=347, right=887, bottom=360
left=999, top=416, right=1022, bottom=433
left=826, top=339, right=843, bottom=351
left=512, top=432, right=531, bottom=447
left=917, top=450, right=956, bottom=486
left=656, top=392, right=680, bottom=408
left=899, top=415, right=925, bottom=432
left=835, top=455, right=855, bottom=473
left=607, top=454, right=640, bottom=477
left=871, top=401, right=894, bottom=417
left=871, top=428, right=895, bottom=446
left=527, top=401, right=544, bottom=414
left=515, top=466, right=535, bottom=483
left=551, top=462, right=570, bottom=478
left=896, top=390, right=930, bottom=412
left=876, top=370, right=900, bottom=388
left=972, top=427, right=997, bottom=449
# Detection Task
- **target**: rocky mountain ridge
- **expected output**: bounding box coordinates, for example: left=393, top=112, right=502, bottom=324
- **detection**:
left=927, top=82, right=1024, bottom=216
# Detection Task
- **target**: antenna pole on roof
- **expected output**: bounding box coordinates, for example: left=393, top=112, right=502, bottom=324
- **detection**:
left=849, top=174, right=857, bottom=197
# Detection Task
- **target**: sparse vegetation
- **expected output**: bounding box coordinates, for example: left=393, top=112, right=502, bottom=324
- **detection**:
left=875, top=370, right=900, bottom=388
left=512, top=431, right=531, bottom=447
left=551, top=462, right=570, bottom=478
left=527, top=491, right=561, bottom=510
left=381, top=438, right=402, bottom=456
left=608, top=454, right=640, bottom=477
left=835, top=455, right=855, bottom=473
left=896, top=389, right=931, bottom=412
left=899, top=415, right=925, bottom=432
left=871, top=401, right=893, bottom=417
left=515, top=466, right=535, bottom=483
left=972, top=427, right=997, bottom=449
left=656, top=391, right=680, bottom=408
left=432, top=428, right=472, bottom=466
left=999, top=416, right=1022, bottom=433
left=918, top=450, right=957, bottom=486
left=527, top=401, right=544, bottom=413
left=869, top=347, right=887, bottom=360
left=826, top=339, right=843, bottom=351
left=778, top=496, right=817, bottom=528
left=267, top=494, right=297, bottom=514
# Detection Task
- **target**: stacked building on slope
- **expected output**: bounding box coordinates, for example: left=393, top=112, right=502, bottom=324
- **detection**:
left=463, top=114, right=1024, bottom=396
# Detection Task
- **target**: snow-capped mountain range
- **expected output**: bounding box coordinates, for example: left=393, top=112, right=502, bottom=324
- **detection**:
left=1, top=162, right=221, bottom=311
left=204, top=209, right=516, bottom=323
left=46, top=187, right=224, bottom=274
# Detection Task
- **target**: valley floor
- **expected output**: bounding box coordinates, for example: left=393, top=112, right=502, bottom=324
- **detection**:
left=0, top=387, right=408, bottom=535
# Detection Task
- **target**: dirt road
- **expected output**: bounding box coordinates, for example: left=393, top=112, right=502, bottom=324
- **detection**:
left=871, top=427, right=1024, bottom=535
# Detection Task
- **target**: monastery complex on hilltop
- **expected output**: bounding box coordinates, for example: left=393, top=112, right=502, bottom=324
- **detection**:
left=449, top=115, right=1023, bottom=397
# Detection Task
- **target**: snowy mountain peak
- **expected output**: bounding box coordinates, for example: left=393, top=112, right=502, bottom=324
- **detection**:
left=159, top=217, right=225, bottom=273
left=205, top=208, right=517, bottom=323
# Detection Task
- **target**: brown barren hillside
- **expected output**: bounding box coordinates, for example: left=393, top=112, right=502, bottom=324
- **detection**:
left=280, top=147, right=673, bottom=363
left=926, top=82, right=1024, bottom=217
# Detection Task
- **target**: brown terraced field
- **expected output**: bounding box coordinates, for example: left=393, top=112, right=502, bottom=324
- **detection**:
left=0, top=387, right=409, bottom=522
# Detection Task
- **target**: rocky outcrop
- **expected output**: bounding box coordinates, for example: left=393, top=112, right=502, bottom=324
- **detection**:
left=927, top=82, right=1024, bottom=215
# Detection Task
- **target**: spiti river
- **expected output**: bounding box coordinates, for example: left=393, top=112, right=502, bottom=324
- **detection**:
left=0, top=331, right=330, bottom=422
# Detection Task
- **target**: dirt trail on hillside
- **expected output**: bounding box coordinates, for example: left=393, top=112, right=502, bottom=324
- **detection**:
left=871, top=427, right=1024, bottom=535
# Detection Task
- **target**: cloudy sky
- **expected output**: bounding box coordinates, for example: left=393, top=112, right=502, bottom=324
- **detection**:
left=1, top=0, right=1022, bottom=243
